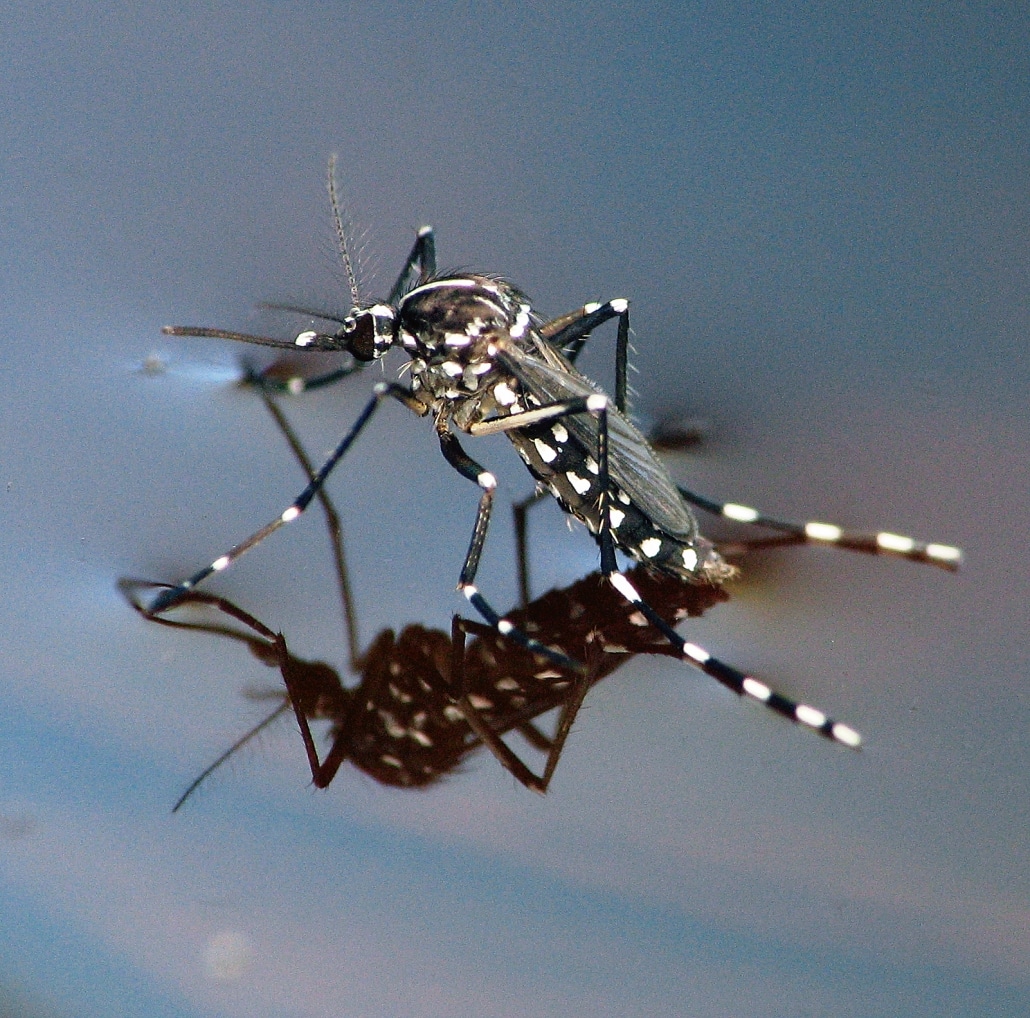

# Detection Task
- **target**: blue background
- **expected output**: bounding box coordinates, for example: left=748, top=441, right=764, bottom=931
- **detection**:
left=0, top=4, right=1026, bottom=1016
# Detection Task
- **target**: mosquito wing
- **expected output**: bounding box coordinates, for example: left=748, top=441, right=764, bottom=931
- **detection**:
left=495, top=334, right=699, bottom=542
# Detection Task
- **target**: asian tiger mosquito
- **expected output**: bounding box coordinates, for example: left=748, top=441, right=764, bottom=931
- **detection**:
left=145, top=157, right=962, bottom=753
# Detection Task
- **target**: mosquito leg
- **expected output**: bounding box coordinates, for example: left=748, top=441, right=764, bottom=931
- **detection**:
left=512, top=487, right=549, bottom=606
left=245, top=225, right=437, bottom=394
left=119, top=580, right=340, bottom=803
left=387, top=226, right=437, bottom=305
left=563, top=402, right=868, bottom=749
left=435, top=422, right=585, bottom=673
left=540, top=298, right=630, bottom=412
left=147, top=382, right=428, bottom=615
left=242, top=377, right=362, bottom=669
left=247, top=357, right=366, bottom=396
left=677, top=486, right=962, bottom=570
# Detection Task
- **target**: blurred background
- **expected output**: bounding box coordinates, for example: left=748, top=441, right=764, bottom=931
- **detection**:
left=1, top=3, right=1027, bottom=1016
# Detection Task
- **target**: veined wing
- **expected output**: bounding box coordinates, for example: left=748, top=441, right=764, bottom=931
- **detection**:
left=494, top=334, right=699, bottom=542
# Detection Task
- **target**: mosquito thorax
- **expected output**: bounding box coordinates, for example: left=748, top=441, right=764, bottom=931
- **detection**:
left=397, top=276, right=530, bottom=355
left=391, top=275, right=532, bottom=411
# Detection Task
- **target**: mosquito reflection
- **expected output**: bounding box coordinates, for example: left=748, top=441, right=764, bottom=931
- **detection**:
left=121, top=564, right=725, bottom=806
left=123, top=356, right=738, bottom=803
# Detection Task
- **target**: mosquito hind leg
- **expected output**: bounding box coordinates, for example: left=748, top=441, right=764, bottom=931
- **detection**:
left=573, top=398, right=866, bottom=748
left=676, top=485, right=962, bottom=571
left=540, top=298, right=630, bottom=412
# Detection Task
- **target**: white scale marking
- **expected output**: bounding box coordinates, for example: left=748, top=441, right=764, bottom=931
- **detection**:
left=683, top=643, right=710, bottom=664
left=876, top=532, right=915, bottom=553
left=510, top=305, right=532, bottom=339
left=294, top=331, right=316, bottom=347
left=567, top=471, right=591, bottom=495
left=927, top=543, right=961, bottom=562
left=805, top=522, right=843, bottom=542
left=494, top=381, right=518, bottom=405
left=403, top=278, right=478, bottom=300
left=551, top=422, right=568, bottom=443
left=832, top=724, right=862, bottom=748
left=609, top=507, right=626, bottom=529
left=609, top=572, right=641, bottom=603
left=533, top=438, right=558, bottom=463
left=795, top=704, right=827, bottom=729
left=211, top=556, right=230, bottom=572
left=723, top=503, right=759, bottom=523
left=742, top=677, right=771, bottom=701
left=639, top=537, right=662, bottom=558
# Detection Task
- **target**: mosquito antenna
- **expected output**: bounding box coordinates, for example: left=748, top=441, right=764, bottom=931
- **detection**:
left=172, top=701, right=291, bottom=812
left=327, top=154, right=362, bottom=309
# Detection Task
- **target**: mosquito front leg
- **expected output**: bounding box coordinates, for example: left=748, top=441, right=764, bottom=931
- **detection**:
left=387, top=225, right=437, bottom=305
left=147, top=382, right=428, bottom=615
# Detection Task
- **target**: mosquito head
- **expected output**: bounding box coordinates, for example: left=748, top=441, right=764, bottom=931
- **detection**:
left=340, top=303, right=397, bottom=361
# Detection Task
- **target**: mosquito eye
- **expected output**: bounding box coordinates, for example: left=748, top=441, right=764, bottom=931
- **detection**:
left=344, top=314, right=378, bottom=361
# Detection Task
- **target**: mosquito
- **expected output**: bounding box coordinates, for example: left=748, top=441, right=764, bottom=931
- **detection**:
left=146, top=157, right=961, bottom=753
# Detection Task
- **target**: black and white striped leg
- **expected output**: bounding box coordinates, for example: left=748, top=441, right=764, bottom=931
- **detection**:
left=447, top=615, right=595, bottom=793
left=244, top=376, right=362, bottom=669
left=447, top=392, right=611, bottom=668
left=147, top=382, right=428, bottom=615
left=539, top=298, right=630, bottom=412
left=386, top=225, right=437, bottom=304
left=677, top=487, right=962, bottom=571
left=603, top=572, right=862, bottom=746
left=562, top=401, right=865, bottom=748
left=434, top=421, right=585, bottom=673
